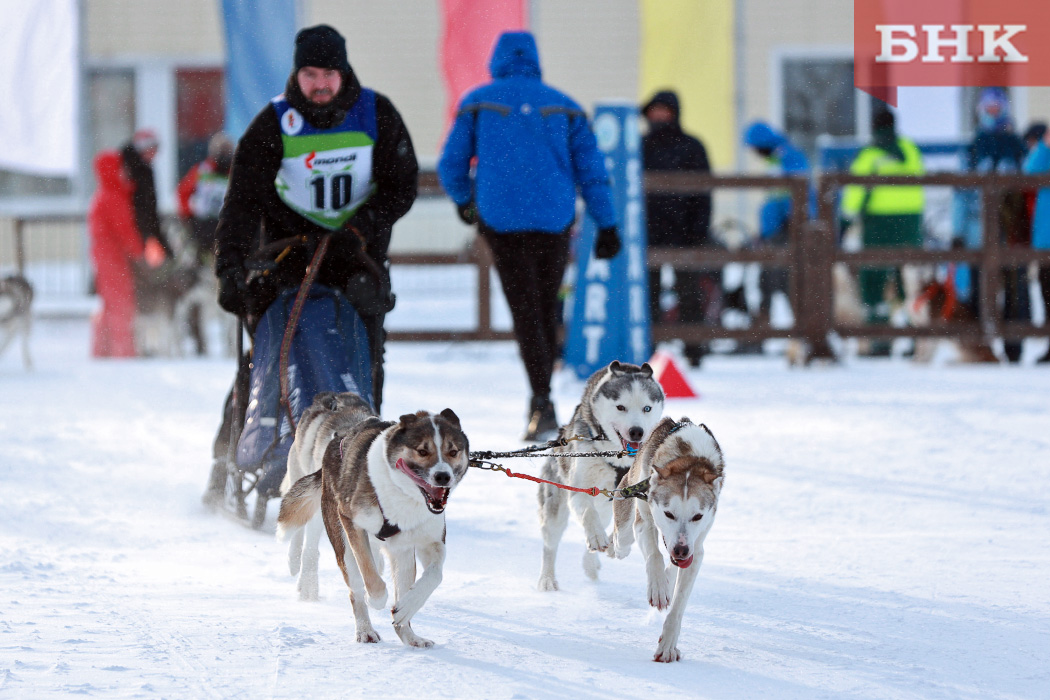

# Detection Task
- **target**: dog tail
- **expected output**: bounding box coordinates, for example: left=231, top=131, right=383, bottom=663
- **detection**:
left=276, top=471, right=322, bottom=539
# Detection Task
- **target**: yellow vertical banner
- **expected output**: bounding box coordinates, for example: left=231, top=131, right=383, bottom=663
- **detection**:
left=639, top=0, right=736, bottom=169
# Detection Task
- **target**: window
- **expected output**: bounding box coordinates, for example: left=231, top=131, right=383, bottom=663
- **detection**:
left=780, top=56, right=858, bottom=161
left=87, top=68, right=136, bottom=183
left=176, top=69, right=225, bottom=179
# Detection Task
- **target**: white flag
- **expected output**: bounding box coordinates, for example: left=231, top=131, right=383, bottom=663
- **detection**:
left=0, top=0, right=78, bottom=177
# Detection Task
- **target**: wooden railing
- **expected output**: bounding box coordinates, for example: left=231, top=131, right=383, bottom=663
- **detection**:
left=643, top=172, right=1050, bottom=359
left=5, top=171, right=1050, bottom=354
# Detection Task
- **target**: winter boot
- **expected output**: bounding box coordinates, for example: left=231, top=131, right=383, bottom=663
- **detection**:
left=522, top=395, right=558, bottom=442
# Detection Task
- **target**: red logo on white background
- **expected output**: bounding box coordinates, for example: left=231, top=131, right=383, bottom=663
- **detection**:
left=281, top=108, right=304, bottom=135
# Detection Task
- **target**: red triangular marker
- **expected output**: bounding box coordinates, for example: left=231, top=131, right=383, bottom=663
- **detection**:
left=648, top=351, right=698, bottom=399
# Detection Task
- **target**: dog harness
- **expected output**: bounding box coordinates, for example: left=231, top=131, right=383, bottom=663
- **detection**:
left=374, top=511, right=401, bottom=541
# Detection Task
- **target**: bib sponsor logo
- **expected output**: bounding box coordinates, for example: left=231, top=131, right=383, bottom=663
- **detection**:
left=281, top=108, right=304, bottom=135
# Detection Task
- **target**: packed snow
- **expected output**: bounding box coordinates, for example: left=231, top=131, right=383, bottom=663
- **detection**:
left=1, top=316, right=1048, bottom=699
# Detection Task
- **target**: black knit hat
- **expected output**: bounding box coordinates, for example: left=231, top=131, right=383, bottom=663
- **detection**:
left=642, top=90, right=680, bottom=120
left=294, top=25, right=350, bottom=73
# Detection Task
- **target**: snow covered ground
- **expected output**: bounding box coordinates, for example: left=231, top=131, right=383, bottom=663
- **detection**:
left=1, top=317, right=1049, bottom=699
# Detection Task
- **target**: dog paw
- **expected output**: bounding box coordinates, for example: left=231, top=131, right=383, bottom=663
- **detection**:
left=608, top=541, right=630, bottom=559
left=647, top=571, right=672, bottom=610
left=537, top=574, right=559, bottom=592
left=366, top=585, right=388, bottom=610
left=586, top=529, right=609, bottom=553
left=393, top=623, right=434, bottom=648
left=653, top=635, right=681, bottom=662
left=355, top=628, right=381, bottom=643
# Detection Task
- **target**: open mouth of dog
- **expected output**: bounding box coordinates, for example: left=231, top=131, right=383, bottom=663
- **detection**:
left=670, top=553, right=693, bottom=569
left=395, top=458, right=450, bottom=514
left=417, top=483, right=450, bottom=514
left=616, top=432, right=642, bottom=454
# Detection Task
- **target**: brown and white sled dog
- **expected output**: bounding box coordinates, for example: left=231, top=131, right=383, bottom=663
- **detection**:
left=610, top=416, right=725, bottom=662
left=280, top=391, right=375, bottom=601
left=0, top=274, right=33, bottom=370
left=537, top=361, right=665, bottom=591
left=277, top=409, right=469, bottom=648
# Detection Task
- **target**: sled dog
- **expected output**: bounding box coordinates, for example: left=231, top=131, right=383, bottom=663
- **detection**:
left=610, top=416, right=725, bottom=662
left=280, top=391, right=375, bottom=601
left=536, top=361, right=664, bottom=591
left=0, top=274, right=33, bottom=370
left=277, top=409, right=469, bottom=647
left=133, top=262, right=198, bottom=357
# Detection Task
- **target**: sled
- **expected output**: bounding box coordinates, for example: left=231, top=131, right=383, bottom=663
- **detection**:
left=220, top=284, right=373, bottom=529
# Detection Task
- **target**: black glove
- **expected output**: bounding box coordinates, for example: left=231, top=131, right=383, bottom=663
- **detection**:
left=456, top=201, right=478, bottom=226
left=594, top=226, right=621, bottom=259
left=217, top=268, right=248, bottom=316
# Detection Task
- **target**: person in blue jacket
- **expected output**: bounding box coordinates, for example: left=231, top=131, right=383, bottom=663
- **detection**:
left=438, top=31, right=620, bottom=441
left=742, top=121, right=812, bottom=324
left=1025, top=127, right=1050, bottom=363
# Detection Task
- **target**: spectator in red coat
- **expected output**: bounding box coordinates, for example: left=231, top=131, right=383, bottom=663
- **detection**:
left=88, top=151, right=144, bottom=357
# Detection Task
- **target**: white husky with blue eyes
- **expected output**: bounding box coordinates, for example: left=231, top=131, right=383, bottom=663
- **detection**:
left=536, top=361, right=665, bottom=592
left=610, top=416, right=725, bottom=663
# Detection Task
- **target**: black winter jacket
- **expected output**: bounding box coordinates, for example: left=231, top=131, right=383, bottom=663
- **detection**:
left=215, top=67, right=418, bottom=316
left=120, top=143, right=172, bottom=256
left=642, top=123, right=712, bottom=248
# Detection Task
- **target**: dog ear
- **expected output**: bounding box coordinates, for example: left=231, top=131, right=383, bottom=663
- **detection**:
left=399, top=413, right=419, bottom=426
left=639, top=362, right=654, bottom=378
left=608, top=360, right=623, bottom=375
left=679, top=416, right=693, bottom=425
left=651, top=463, right=670, bottom=481
left=438, top=408, right=461, bottom=427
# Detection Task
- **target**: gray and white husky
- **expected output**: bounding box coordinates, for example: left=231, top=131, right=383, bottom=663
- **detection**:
left=280, top=391, right=375, bottom=601
left=277, top=409, right=469, bottom=648
left=536, top=361, right=664, bottom=591
left=0, top=274, right=33, bottom=370
left=610, top=416, right=725, bottom=662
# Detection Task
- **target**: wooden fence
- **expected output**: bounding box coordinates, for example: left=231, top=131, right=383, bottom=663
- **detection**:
left=5, top=171, right=1050, bottom=354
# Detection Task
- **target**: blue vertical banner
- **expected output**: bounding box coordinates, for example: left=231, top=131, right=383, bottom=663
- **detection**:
left=563, top=102, right=650, bottom=378
left=221, top=0, right=299, bottom=139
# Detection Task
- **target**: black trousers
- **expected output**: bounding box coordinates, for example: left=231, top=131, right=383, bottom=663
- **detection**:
left=481, top=226, right=570, bottom=400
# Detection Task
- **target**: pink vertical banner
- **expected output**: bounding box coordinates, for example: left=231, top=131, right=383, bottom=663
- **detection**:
left=439, top=0, right=527, bottom=129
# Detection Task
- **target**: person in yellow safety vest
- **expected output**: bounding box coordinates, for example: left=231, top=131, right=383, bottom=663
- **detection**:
left=840, top=110, right=925, bottom=326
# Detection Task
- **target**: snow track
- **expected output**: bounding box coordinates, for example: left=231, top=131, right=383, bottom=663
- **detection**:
left=1, top=319, right=1048, bottom=699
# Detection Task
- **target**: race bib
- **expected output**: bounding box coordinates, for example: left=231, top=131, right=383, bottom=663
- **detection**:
left=276, top=134, right=375, bottom=230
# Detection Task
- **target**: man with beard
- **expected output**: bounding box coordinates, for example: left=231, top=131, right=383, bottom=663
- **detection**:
left=203, top=24, right=418, bottom=506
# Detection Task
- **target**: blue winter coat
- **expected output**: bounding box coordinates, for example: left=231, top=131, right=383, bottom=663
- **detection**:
left=1024, top=140, right=1050, bottom=250
left=743, top=122, right=813, bottom=239
left=437, top=32, right=616, bottom=234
